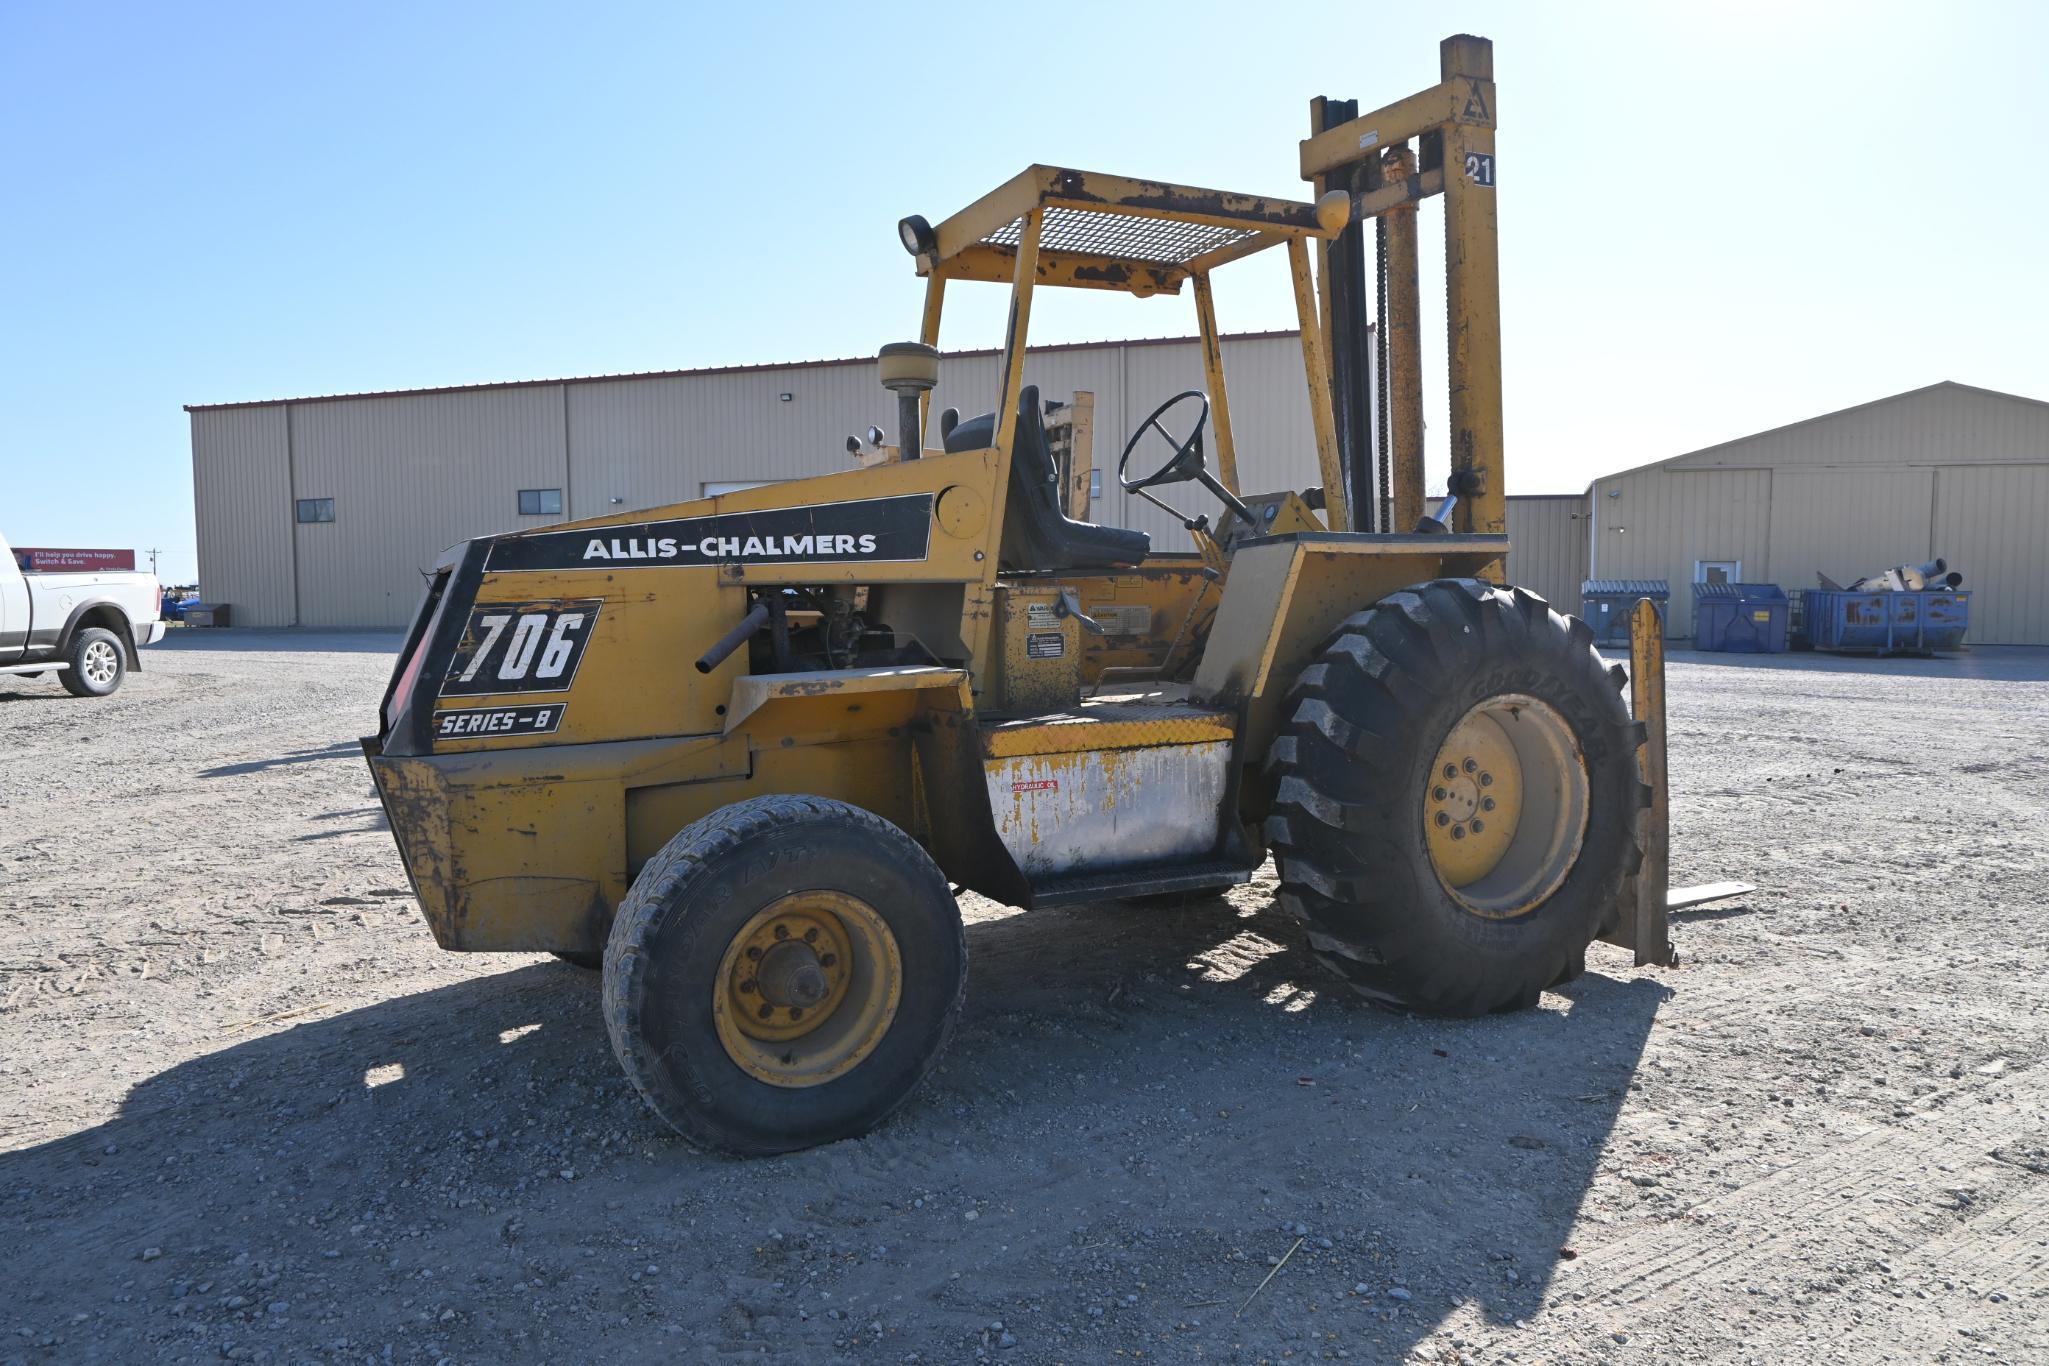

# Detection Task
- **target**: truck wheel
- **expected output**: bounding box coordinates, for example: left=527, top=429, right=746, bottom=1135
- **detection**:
left=59, top=628, right=126, bottom=698
left=1264, top=579, right=1647, bottom=1015
left=603, top=795, right=966, bottom=1155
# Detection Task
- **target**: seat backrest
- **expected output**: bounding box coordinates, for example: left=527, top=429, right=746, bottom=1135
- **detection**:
left=943, top=388, right=1150, bottom=573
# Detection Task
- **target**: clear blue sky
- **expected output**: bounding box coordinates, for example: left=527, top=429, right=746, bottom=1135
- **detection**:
left=4, top=1, right=2044, bottom=584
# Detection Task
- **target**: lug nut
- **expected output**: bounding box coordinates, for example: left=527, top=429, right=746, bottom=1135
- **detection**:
left=1451, top=826, right=1466, bottom=840
left=1480, top=773, right=1494, bottom=787
left=773, top=924, right=789, bottom=940
left=1444, top=763, right=1458, bottom=779
left=820, top=953, right=837, bottom=968
left=1482, top=796, right=1496, bottom=811
left=803, top=927, right=819, bottom=943
left=788, top=1007, right=804, bottom=1022
left=1470, top=819, right=1485, bottom=834
left=740, top=979, right=757, bottom=995
left=1463, top=758, right=1478, bottom=773
left=745, top=945, right=762, bottom=961
left=1433, top=786, right=1447, bottom=801
left=757, top=1002, right=773, bottom=1020
left=1435, top=812, right=1451, bottom=827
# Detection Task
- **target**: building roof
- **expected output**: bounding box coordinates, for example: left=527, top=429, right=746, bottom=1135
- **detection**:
left=1587, top=380, right=2049, bottom=488
left=184, top=330, right=1304, bottom=413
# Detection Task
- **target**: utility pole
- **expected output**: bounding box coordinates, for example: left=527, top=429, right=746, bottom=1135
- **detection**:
left=146, top=548, right=161, bottom=577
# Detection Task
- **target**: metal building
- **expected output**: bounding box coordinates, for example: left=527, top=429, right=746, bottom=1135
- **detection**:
left=1502, top=494, right=1589, bottom=615
left=189, top=333, right=1327, bottom=629
left=1582, top=382, right=2049, bottom=645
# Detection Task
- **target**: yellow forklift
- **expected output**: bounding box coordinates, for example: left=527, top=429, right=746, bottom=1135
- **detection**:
left=365, top=35, right=1677, bottom=1154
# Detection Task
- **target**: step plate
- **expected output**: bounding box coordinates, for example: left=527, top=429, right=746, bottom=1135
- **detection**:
left=1027, top=860, right=1255, bottom=909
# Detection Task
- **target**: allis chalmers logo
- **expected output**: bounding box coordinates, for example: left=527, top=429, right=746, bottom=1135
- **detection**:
left=585, top=531, right=881, bottom=561
left=484, top=493, right=934, bottom=573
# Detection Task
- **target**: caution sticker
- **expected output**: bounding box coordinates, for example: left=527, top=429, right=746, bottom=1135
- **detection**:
left=1087, top=604, right=1152, bottom=637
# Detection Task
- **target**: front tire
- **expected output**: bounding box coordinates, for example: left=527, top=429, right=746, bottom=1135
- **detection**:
left=60, top=627, right=126, bottom=697
left=1264, top=579, right=1646, bottom=1015
left=603, top=795, right=966, bottom=1155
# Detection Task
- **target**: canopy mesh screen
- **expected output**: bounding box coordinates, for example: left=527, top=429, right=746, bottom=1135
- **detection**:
left=982, top=206, right=1257, bottom=265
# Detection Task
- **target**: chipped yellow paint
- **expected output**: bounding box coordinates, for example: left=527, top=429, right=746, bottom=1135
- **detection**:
left=980, top=702, right=1235, bottom=758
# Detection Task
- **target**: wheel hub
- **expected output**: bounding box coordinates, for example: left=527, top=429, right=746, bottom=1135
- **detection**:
left=713, top=892, right=902, bottom=1087
left=83, top=641, right=118, bottom=685
left=755, top=941, right=830, bottom=1009
left=1423, top=694, right=1589, bottom=920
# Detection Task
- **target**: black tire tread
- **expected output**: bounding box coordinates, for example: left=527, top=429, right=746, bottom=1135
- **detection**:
left=602, top=795, right=966, bottom=1154
left=59, top=626, right=125, bottom=698
left=1264, top=579, right=1649, bottom=1015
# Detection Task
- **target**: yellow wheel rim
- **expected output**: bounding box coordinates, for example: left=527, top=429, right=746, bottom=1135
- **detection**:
left=712, top=892, right=902, bottom=1088
left=1424, top=694, right=1590, bottom=920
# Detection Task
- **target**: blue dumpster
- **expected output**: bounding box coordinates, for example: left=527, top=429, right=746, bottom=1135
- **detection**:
left=1798, top=589, right=1970, bottom=655
left=1692, top=582, right=1790, bottom=653
left=1580, top=580, right=1669, bottom=646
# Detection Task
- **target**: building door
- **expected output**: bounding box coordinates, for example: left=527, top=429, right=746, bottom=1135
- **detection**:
left=1695, top=560, right=1741, bottom=585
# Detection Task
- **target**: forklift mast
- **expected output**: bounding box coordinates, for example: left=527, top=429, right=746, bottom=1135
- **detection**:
left=1304, top=34, right=1504, bottom=554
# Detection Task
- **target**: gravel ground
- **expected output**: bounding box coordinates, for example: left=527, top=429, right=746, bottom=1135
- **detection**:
left=1, top=630, right=2044, bottom=1365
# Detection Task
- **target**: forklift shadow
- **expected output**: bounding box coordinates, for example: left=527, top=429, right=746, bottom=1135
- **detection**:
left=939, top=890, right=1667, bottom=1345
left=0, top=897, right=1663, bottom=1358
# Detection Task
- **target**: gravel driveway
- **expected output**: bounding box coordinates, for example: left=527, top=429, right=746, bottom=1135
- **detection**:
left=2, top=631, right=2043, bottom=1363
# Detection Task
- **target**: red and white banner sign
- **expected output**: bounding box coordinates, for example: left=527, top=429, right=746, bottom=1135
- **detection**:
left=13, top=547, right=138, bottom=572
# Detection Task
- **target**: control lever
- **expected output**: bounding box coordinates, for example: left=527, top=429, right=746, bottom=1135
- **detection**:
left=1054, top=590, right=1106, bottom=636
left=1414, top=494, right=1457, bottom=535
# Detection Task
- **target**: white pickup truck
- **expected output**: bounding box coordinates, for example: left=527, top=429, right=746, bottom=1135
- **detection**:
left=1, top=533, right=166, bottom=697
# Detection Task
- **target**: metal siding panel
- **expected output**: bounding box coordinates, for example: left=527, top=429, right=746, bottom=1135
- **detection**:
left=190, top=336, right=1332, bottom=630
left=1932, top=464, right=2049, bottom=644
left=560, top=340, right=1308, bottom=554
left=1593, top=468, right=1770, bottom=636
left=191, top=406, right=296, bottom=626
left=1766, top=468, right=1933, bottom=593
left=1504, top=495, right=1589, bottom=612
left=291, top=386, right=570, bottom=627
left=1667, top=385, right=2049, bottom=471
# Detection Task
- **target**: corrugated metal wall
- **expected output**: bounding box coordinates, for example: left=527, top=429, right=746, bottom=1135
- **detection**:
left=1766, top=469, right=1934, bottom=590
left=192, top=369, right=2049, bottom=643
left=1934, top=465, right=2049, bottom=645
left=289, top=386, right=571, bottom=628
left=1668, top=382, right=2049, bottom=471
left=191, top=334, right=1322, bottom=627
left=1590, top=384, right=2049, bottom=644
left=189, top=406, right=295, bottom=626
left=1504, top=495, right=1589, bottom=614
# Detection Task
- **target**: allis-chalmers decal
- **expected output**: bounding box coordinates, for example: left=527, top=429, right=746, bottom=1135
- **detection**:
left=440, top=599, right=601, bottom=697
left=483, top=493, right=935, bottom=573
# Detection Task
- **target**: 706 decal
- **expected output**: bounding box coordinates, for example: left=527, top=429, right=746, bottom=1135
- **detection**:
left=440, top=599, right=601, bottom=697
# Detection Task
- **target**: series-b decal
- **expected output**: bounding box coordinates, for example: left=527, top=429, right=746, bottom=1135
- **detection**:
left=482, top=493, right=934, bottom=573
left=434, top=704, right=566, bottom=739
left=440, top=599, right=601, bottom=697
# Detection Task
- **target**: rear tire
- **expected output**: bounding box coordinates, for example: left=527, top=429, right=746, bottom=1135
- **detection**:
left=1264, top=579, right=1646, bottom=1015
left=60, top=627, right=126, bottom=697
left=603, top=795, right=966, bottom=1155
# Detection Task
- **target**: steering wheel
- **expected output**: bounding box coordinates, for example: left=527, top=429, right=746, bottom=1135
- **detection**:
left=1117, top=391, right=1211, bottom=493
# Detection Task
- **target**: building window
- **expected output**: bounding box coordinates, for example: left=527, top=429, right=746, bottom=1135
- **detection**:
left=296, top=498, right=335, bottom=523
left=1696, top=559, right=1741, bottom=585
left=518, top=488, right=563, bottom=516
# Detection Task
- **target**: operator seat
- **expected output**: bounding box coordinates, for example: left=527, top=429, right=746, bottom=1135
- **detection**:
left=943, top=385, right=1151, bottom=572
